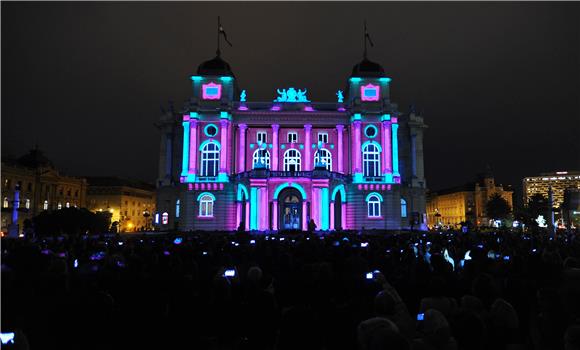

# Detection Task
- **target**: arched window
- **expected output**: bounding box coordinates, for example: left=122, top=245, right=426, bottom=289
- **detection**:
left=43, top=200, right=48, bottom=210
left=366, top=193, right=382, bottom=218
left=401, top=198, right=407, bottom=218
left=283, top=149, right=301, bottom=172
left=314, top=148, right=332, bottom=171
left=25, top=199, right=31, bottom=209
left=175, top=199, right=181, bottom=218
left=198, top=193, right=215, bottom=217
left=3, top=197, right=8, bottom=208
left=362, top=143, right=381, bottom=178
left=66, top=202, right=70, bottom=208
left=57, top=202, right=62, bottom=210
left=200, top=142, right=220, bottom=177
left=252, top=149, right=270, bottom=169
left=162, top=212, right=169, bottom=225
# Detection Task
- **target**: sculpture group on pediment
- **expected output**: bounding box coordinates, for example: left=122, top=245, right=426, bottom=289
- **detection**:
left=274, top=88, right=310, bottom=103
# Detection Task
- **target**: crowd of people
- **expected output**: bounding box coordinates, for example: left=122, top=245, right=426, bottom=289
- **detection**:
left=2, top=228, right=580, bottom=350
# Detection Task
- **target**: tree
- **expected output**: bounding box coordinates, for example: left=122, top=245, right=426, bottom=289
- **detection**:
left=485, top=193, right=511, bottom=221
left=33, top=207, right=111, bottom=236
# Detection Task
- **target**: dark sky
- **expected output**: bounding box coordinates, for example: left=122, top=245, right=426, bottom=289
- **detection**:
left=2, top=2, right=579, bottom=200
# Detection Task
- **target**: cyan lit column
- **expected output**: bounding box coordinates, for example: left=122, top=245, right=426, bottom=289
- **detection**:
left=250, top=187, right=258, bottom=230
left=382, top=121, right=392, bottom=174
left=272, top=199, right=278, bottom=231
left=272, top=124, right=280, bottom=170
left=189, top=119, right=198, bottom=174
left=304, top=124, right=312, bottom=170
left=237, top=124, right=247, bottom=173
left=353, top=121, right=362, bottom=173
left=336, top=124, right=344, bottom=173
left=219, top=119, right=229, bottom=175
left=181, top=120, right=190, bottom=176
left=302, top=201, right=308, bottom=231
left=321, top=187, right=329, bottom=230
left=329, top=201, right=335, bottom=230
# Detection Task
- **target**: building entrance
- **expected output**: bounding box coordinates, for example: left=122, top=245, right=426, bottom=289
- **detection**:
left=279, top=188, right=302, bottom=230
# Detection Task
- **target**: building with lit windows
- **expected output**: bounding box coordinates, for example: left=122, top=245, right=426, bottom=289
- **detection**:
left=426, top=168, right=513, bottom=228
left=86, top=177, right=156, bottom=232
left=523, top=171, right=580, bottom=208
left=1, top=149, right=87, bottom=234
left=155, top=50, right=428, bottom=232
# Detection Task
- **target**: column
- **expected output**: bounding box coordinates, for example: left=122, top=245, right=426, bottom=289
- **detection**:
left=181, top=121, right=190, bottom=176
left=189, top=120, right=198, bottom=174
left=330, top=201, right=335, bottom=231
left=272, top=200, right=278, bottom=231
left=219, top=119, right=229, bottom=174
left=311, top=187, right=319, bottom=229
left=321, top=187, right=329, bottom=230
left=392, top=123, right=399, bottom=175
left=411, top=134, right=417, bottom=177
left=336, top=125, right=344, bottom=173
left=272, top=124, right=280, bottom=170
left=236, top=201, right=242, bottom=228
left=259, top=187, right=269, bottom=231
left=250, top=187, right=258, bottom=230
left=245, top=201, right=250, bottom=231
left=382, top=121, right=392, bottom=174
left=302, top=201, right=308, bottom=231
left=237, top=124, right=247, bottom=173
left=353, top=121, right=362, bottom=173
left=304, top=124, right=312, bottom=170
left=341, top=202, right=347, bottom=230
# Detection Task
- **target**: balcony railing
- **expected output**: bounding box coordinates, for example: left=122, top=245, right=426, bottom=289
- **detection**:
left=235, top=169, right=350, bottom=181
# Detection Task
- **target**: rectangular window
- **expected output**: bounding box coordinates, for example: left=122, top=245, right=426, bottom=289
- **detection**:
left=287, top=132, right=298, bottom=143
left=318, top=132, right=328, bottom=144
left=257, top=131, right=267, bottom=144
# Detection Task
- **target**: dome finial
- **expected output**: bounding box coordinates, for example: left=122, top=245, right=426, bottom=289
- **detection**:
left=363, top=20, right=374, bottom=59
left=216, top=16, right=232, bottom=58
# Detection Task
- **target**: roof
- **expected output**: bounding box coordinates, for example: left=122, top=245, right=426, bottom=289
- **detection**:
left=197, top=55, right=235, bottom=76
left=351, top=57, right=386, bottom=78
left=15, top=148, right=54, bottom=169
left=85, top=177, right=155, bottom=192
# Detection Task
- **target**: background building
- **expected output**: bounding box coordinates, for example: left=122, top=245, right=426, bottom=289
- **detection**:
left=427, top=168, right=513, bottom=228
left=86, top=177, right=156, bottom=232
left=155, top=47, right=428, bottom=232
left=523, top=171, right=580, bottom=208
left=1, top=149, right=87, bottom=234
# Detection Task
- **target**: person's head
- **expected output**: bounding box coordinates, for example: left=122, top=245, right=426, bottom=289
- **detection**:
left=450, top=309, right=486, bottom=350
left=419, top=309, right=453, bottom=346
left=461, top=295, right=485, bottom=316
left=374, top=290, right=396, bottom=317
left=565, top=324, right=580, bottom=350
left=490, top=298, right=519, bottom=330
left=357, top=318, right=400, bottom=350
left=247, top=266, right=263, bottom=283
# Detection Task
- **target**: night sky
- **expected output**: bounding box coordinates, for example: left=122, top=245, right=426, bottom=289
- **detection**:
left=2, top=2, right=579, bottom=203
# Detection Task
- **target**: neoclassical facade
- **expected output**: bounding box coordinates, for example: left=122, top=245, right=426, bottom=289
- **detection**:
left=155, top=53, right=427, bottom=232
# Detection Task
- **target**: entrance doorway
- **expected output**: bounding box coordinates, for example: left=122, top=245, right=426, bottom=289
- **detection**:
left=279, top=188, right=302, bottom=230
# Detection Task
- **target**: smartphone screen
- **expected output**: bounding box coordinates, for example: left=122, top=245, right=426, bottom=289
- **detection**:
left=417, top=313, right=424, bottom=321
left=224, top=269, right=236, bottom=277
left=0, top=332, right=15, bottom=345
left=365, top=272, right=373, bottom=280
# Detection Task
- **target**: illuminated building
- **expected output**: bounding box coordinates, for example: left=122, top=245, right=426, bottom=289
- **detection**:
left=86, top=177, right=156, bottom=232
left=155, top=39, right=428, bottom=232
left=523, top=171, right=580, bottom=208
left=1, top=148, right=87, bottom=234
left=427, top=168, right=513, bottom=228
